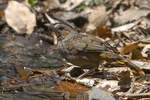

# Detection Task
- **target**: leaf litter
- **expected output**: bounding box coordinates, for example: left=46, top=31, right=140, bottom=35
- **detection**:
left=1, top=0, right=150, bottom=99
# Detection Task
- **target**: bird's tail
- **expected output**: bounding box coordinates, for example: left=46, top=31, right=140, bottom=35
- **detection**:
left=100, top=53, right=145, bottom=76
left=124, top=60, right=145, bottom=76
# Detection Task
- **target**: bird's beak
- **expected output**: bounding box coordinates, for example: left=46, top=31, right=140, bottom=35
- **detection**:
left=44, top=23, right=55, bottom=31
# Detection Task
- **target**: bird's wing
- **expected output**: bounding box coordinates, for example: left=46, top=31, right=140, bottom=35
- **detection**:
left=68, top=35, right=109, bottom=53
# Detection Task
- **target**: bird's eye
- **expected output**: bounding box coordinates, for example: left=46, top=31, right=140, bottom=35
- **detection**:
left=59, top=26, right=64, bottom=30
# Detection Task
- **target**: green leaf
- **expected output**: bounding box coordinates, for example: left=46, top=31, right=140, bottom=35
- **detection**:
left=74, top=5, right=86, bottom=11
left=28, top=0, right=38, bottom=5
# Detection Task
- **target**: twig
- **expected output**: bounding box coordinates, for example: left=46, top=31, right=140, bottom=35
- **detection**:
left=116, top=32, right=126, bottom=47
left=102, top=0, right=115, bottom=26
left=103, top=41, right=119, bottom=54
left=136, top=25, right=148, bottom=38
left=116, top=92, right=150, bottom=98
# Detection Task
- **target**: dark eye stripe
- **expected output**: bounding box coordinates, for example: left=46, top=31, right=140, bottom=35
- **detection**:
left=59, top=27, right=64, bottom=30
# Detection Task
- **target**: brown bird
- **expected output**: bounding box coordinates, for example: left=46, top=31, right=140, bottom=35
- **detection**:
left=45, top=23, right=145, bottom=78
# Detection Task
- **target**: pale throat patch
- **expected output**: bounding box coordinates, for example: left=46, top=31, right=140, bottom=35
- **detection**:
left=54, top=24, right=60, bottom=28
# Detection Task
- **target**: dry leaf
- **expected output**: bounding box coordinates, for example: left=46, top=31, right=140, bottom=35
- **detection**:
left=88, top=4, right=106, bottom=27
left=139, top=0, right=150, bottom=9
left=97, top=79, right=119, bottom=90
left=18, top=66, right=29, bottom=78
left=118, top=71, right=131, bottom=86
left=97, top=26, right=112, bottom=39
left=138, top=43, right=146, bottom=47
left=141, top=44, right=150, bottom=58
left=43, top=0, right=60, bottom=9
left=112, top=19, right=142, bottom=32
left=5, top=1, right=36, bottom=34
left=115, top=6, right=150, bottom=25
left=119, top=43, right=138, bottom=55
left=129, top=48, right=143, bottom=59
left=56, top=81, right=89, bottom=96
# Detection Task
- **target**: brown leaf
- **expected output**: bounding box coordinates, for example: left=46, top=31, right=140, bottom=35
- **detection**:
left=56, top=81, right=89, bottom=96
left=97, top=26, right=112, bottom=39
left=119, top=43, right=138, bottom=55
left=18, top=66, right=29, bottom=78
left=129, top=48, right=143, bottom=59
left=118, top=71, right=131, bottom=86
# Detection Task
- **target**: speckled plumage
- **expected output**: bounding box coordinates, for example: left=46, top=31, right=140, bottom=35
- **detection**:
left=47, top=23, right=109, bottom=69
left=45, top=23, right=145, bottom=76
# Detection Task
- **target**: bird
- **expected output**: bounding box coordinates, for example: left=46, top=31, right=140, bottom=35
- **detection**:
left=45, top=23, right=145, bottom=78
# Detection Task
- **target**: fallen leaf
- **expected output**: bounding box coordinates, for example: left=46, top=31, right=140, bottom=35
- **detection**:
left=115, top=6, right=150, bottom=25
left=138, top=43, right=146, bottom=47
left=118, top=71, right=131, bottom=86
left=141, top=44, right=150, bottom=57
left=88, top=4, right=106, bottom=27
left=18, top=66, right=29, bottom=78
left=96, top=79, right=119, bottom=90
left=5, top=1, right=36, bottom=34
left=56, top=81, right=89, bottom=96
left=129, top=48, right=143, bottom=59
left=97, top=26, right=112, bottom=39
left=119, top=43, right=138, bottom=55
left=43, top=0, right=60, bottom=9
left=112, top=19, right=142, bottom=32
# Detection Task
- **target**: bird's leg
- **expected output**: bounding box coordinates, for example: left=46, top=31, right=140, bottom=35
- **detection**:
left=77, top=67, right=97, bottom=79
left=101, top=63, right=107, bottom=78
